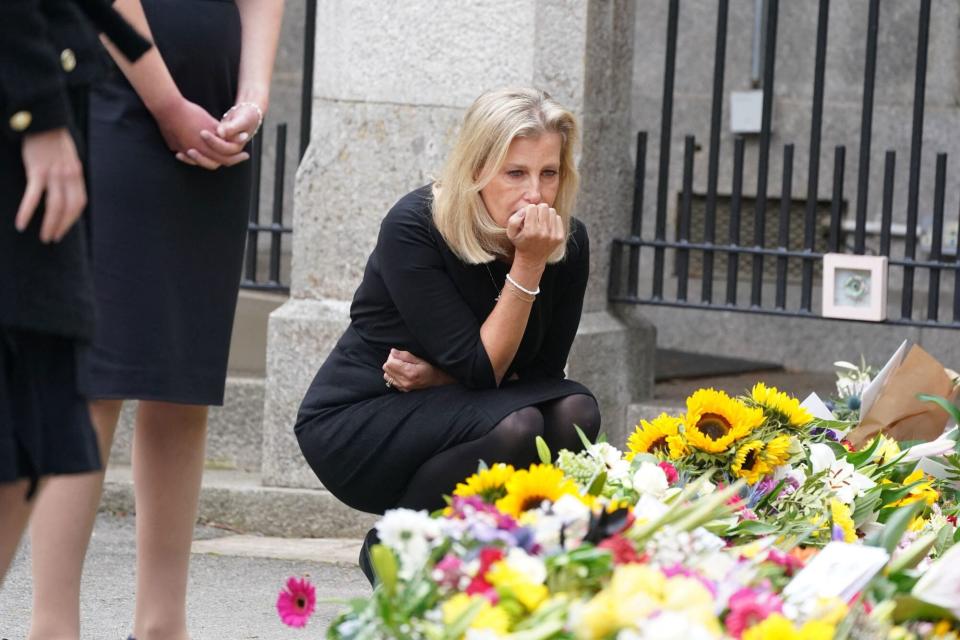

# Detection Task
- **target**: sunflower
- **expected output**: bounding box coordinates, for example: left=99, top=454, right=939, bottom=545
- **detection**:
left=761, top=434, right=793, bottom=468
left=453, top=463, right=516, bottom=503
left=684, top=388, right=764, bottom=454
left=750, top=382, right=813, bottom=428
left=730, top=440, right=769, bottom=484
left=495, top=464, right=585, bottom=517
left=626, top=413, right=687, bottom=460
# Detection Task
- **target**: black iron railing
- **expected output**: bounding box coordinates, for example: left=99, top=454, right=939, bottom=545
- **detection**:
left=610, top=0, right=960, bottom=328
left=239, top=0, right=316, bottom=293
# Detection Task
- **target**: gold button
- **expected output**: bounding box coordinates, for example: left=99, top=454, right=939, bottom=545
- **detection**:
left=60, top=48, right=77, bottom=72
left=9, top=110, right=32, bottom=132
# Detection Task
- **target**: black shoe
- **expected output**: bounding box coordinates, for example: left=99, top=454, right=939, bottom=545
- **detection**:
left=358, top=528, right=379, bottom=587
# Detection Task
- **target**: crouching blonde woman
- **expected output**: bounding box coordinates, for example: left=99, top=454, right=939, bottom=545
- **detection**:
left=295, top=87, right=600, bottom=583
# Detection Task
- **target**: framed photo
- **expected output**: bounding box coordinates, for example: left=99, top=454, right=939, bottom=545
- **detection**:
left=821, top=253, right=888, bottom=322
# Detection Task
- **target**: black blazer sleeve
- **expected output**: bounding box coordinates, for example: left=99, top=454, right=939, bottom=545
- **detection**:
left=375, top=207, right=498, bottom=390
left=0, top=0, right=74, bottom=138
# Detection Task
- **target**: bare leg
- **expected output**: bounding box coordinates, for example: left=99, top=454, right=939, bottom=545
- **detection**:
left=0, top=479, right=34, bottom=585
left=28, top=399, right=122, bottom=640
left=131, top=401, right=207, bottom=640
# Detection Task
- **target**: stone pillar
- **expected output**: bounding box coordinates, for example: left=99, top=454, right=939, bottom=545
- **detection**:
left=262, top=0, right=653, bottom=488
left=563, top=1, right=655, bottom=448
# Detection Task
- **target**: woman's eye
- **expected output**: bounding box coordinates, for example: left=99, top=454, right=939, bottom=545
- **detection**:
left=507, top=170, right=524, bottom=178
left=542, top=170, right=559, bottom=178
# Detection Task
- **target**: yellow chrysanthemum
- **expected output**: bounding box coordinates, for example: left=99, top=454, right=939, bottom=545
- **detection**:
left=742, top=613, right=836, bottom=640
left=810, top=597, right=848, bottom=627
left=888, top=469, right=939, bottom=508
left=731, top=440, right=770, bottom=484
left=453, top=463, right=516, bottom=503
left=750, top=382, right=813, bottom=428
left=762, top=434, right=793, bottom=468
left=908, top=515, right=928, bottom=532
left=830, top=498, right=857, bottom=542
left=441, top=593, right=511, bottom=633
left=934, top=620, right=953, bottom=635
left=574, top=565, right=720, bottom=639
left=872, top=435, right=902, bottom=465
left=798, top=620, right=838, bottom=640
left=495, top=464, right=584, bottom=517
left=684, top=388, right=764, bottom=454
left=486, top=561, right=548, bottom=612
left=626, top=413, right=687, bottom=460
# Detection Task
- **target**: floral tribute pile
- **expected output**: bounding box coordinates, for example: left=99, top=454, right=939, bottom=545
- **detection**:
left=281, top=362, right=960, bottom=640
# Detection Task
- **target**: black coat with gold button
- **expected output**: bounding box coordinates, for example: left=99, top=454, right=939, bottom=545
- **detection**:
left=0, top=0, right=150, bottom=339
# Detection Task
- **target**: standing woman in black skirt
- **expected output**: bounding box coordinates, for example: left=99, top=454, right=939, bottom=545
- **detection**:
left=27, top=1, right=283, bottom=638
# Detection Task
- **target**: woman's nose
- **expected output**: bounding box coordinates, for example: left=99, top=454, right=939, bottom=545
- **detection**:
left=524, top=177, right=542, bottom=202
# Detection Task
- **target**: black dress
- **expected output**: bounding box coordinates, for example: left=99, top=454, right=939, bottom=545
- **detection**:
left=296, top=186, right=594, bottom=514
left=78, top=0, right=251, bottom=406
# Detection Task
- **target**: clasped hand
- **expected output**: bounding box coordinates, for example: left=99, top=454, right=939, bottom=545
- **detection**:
left=506, top=202, right=565, bottom=264
left=154, top=97, right=259, bottom=170
left=382, top=348, right=454, bottom=392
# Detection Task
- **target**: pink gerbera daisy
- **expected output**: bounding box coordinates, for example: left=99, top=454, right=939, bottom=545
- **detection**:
left=276, top=576, right=316, bottom=628
left=724, top=587, right=783, bottom=638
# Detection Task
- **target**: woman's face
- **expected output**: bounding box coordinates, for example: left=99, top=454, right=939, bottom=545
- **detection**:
left=479, top=132, right=563, bottom=228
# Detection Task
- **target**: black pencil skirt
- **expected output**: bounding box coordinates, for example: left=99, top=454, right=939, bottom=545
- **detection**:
left=78, top=0, right=251, bottom=406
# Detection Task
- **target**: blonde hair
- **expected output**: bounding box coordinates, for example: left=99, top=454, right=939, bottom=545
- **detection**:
left=431, top=87, right=580, bottom=264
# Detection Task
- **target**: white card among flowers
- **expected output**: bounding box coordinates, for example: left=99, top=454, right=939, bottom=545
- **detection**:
left=783, top=541, right=890, bottom=605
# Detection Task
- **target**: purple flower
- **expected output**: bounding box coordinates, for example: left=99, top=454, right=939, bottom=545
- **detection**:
left=810, top=427, right=839, bottom=441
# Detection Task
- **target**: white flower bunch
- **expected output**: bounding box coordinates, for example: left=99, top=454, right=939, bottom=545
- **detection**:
left=375, top=508, right=442, bottom=580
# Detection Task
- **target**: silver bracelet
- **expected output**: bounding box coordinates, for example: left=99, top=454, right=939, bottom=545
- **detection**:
left=505, top=273, right=540, bottom=296
left=223, top=101, right=264, bottom=138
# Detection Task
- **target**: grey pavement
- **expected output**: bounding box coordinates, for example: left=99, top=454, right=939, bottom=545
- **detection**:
left=0, top=513, right=370, bottom=640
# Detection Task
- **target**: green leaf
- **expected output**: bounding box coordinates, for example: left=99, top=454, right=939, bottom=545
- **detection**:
left=370, top=544, right=398, bottom=597
left=847, top=436, right=882, bottom=466
left=729, top=520, right=780, bottom=536
left=892, top=595, right=959, bottom=624
left=536, top=436, right=552, bottom=465
left=866, top=502, right=925, bottom=553
left=887, top=532, right=937, bottom=574
left=587, top=469, right=607, bottom=496
left=753, top=479, right=787, bottom=512
left=824, top=441, right=851, bottom=459
left=918, top=393, right=960, bottom=427
left=574, top=424, right=595, bottom=450
left=852, top=490, right=882, bottom=527
left=934, top=523, right=953, bottom=557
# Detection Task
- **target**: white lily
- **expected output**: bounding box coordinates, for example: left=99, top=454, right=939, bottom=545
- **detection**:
left=808, top=443, right=875, bottom=504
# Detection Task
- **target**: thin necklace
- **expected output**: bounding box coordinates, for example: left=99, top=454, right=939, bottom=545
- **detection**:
left=483, top=263, right=501, bottom=302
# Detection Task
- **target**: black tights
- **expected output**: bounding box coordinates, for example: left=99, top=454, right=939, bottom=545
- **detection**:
left=396, top=394, right=601, bottom=511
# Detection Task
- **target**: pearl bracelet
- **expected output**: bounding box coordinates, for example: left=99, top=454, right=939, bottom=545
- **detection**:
left=223, top=101, right=264, bottom=138
left=505, top=273, right=540, bottom=297
left=504, top=280, right=536, bottom=303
